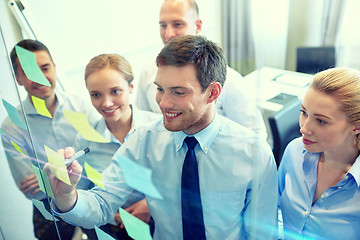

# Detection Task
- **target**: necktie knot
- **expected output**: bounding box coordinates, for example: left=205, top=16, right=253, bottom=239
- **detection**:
left=184, top=137, right=197, bottom=150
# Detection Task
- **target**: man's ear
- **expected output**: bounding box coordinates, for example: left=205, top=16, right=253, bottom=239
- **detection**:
left=195, top=19, right=202, bottom=34
left=207, top=82, right=221, bottom=103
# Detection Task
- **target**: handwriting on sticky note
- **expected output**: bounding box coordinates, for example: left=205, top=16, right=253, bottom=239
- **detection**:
left=31, top=96, right=52, bottom=118
left=119, top=208, right=152, bottom=240
left=63, top=110, right=109, bottom=143
left=44, top=145, right=71, bottom=185
left=116, top=155, right=163, bottom=199
left=84, top=162, right=105, bottom=189
left=2, top=98, right=27, bottom=130
left=15, top=46, right=51, bottom=87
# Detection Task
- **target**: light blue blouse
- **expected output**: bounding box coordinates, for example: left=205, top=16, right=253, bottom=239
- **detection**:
left=278, top=137, right=360, bottom=240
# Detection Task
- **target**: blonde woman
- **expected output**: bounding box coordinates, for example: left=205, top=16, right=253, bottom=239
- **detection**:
left=75, top=54, right=160, bottom=239
left=278, top=68, right=360, bottom=239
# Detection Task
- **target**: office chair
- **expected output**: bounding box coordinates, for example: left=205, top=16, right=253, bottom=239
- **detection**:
left=296, top=46, right=335, bottom=74
left=268, top=98, right=302, bottom=167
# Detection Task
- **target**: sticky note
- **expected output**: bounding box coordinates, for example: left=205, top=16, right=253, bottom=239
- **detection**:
left=11, top=140, right=25, bottom=155
left=84, top=162, right=105, bottom=189
left=119, top=208, right=152, bottom=240
left=44, top=145, right=71, bottom=185
left=94, top=226, right=116, bottom=240
left=31, top=165, right=55, bottom=199
left=31, top=95, right=52, bottom=118
left=15, top=46, right=51, bottom=87
left=116, top=155, right=163, bottom=199
left=2, top=98, right=27, bottom=130
left=32, top=199, right=58, bottom=221
left=63, top=110, right=109, bottom=143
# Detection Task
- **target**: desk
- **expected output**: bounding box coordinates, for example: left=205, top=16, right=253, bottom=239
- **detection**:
left=243, top=67, right=313, bottom=147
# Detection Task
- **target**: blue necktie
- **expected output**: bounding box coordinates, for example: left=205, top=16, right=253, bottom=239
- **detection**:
left=181, top=137, right=206, bottom=240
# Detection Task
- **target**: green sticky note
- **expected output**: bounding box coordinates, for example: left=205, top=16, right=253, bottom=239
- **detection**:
left=32, top=199, right=58, bottom=221
left=2, top=98, right=27, bottom=130
left=84, top=162, right=105, bottom=189
left=15, top=46, right=51, bottom=87
left=31, top=165, right=55, bottom=199
left=31, top=165, right=46, bottom=194
left=44, top=145, right=71, bottom=185
left=41, top=169, right=55, bottom=199
left=94, top=226, right=116, bottom=240
left=119, top=208, right=152, bottom=240
left=11, top=140, right=25, bottom=155
left=117, top=155, right=163, bottom=199
left=31, top=95, right=52, bottom=118
left=63, top=110, right=109, bottom=143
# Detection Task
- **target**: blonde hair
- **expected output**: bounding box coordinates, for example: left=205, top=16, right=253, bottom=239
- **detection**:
left=310, top=68, right=360, bottom=149
left=84, top=54, right=133, bottom=85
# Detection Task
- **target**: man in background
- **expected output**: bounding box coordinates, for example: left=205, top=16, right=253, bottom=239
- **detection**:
left=136, top=0, right=267, bottom=139
left=1, top=39, right=98, bottom=239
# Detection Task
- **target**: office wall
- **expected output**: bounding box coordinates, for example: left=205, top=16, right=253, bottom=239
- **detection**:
left=8, top=0, right=221, bottom=105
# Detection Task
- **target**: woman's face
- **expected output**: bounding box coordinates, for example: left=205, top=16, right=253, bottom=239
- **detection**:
left=86, top=67, right=133, bottom=124
left=299, top=88, right=358, bottom=154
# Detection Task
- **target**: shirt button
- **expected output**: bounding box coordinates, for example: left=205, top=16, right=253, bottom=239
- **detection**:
left=204, top=147, right=208, bottom=151
left=304, top=210, right=309, bottom=215
left=345, top=175, right=349, bottom=179
left=337, top=186, right=342, bottom=189
left=176, top=144, right=179, bottom=148
left=321, top=194, right=325, bottom=199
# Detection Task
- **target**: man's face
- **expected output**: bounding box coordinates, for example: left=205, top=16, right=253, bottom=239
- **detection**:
left=155, top=64, right=216, bottom=135
left=15, top=50, right=56, bottom=101
left=159, top=0, right=202, bottom=44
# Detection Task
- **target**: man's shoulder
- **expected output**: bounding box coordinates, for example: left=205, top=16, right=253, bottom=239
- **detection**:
left=217, top=115, right=270, bottom=148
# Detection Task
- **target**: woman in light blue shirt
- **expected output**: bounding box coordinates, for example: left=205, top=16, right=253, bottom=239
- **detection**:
left=74, top=54, right=161, bottom=239
left=278, top=68, right=360, bottom=239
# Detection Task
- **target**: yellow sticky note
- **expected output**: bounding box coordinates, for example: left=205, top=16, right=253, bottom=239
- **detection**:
left=63, top=110, right=109, bottom=143
left=44, top=145, right=71, bottom=185
left=11, top=140, right=25, bottom=155
left=31, top=96, right=52, bottom=118
left=84, top=162, right=105, bottom=189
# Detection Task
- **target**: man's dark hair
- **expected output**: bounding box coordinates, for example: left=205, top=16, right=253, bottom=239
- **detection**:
left=10, top=39, right=53, bottom=74
left=156, top=35, right=227, bottom=92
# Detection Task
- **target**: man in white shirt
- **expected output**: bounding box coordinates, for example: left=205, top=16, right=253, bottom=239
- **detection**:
left=136, top=0, right=267, bottom=138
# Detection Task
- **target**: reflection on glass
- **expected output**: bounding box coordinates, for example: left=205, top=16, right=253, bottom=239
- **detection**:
left=1, top=38, right=98, bottom=240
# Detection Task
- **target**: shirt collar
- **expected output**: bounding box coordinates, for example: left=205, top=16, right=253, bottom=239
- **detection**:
left=23, top=89, right=62, bottom=115
left=97, top=118, right=122, bottom=144
left=174, top=114, right=220, bottom=154
left=303, top=147, right=360, bottom=188
left=302, top=149, right=320, bottom=177
left=348, top=154, right=360, bottom=187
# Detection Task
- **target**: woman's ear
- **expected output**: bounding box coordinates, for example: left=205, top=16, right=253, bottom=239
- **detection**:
left=129, top=83, right=134, bottom=93
left=207, top=82, right=221, bottom=103
left=352, top=125, right=360, bottom=135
